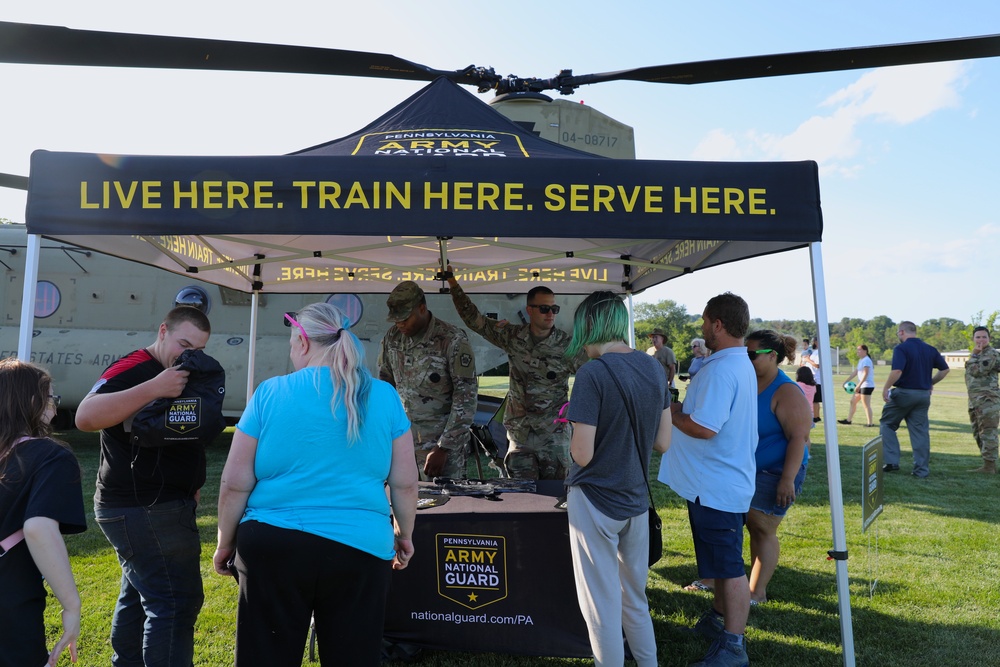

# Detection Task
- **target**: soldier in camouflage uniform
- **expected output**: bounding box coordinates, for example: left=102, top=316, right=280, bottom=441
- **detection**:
left=378, top=281, right=477, bottom=480
left=965, top=326, right=1000, bottom=474
left=445, top=267, right=588, bottom=480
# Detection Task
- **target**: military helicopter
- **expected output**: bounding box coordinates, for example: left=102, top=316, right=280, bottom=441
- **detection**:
left=1, top=22, right=999, bottom=421
left=2, top=21, right=1000, bottom=178
left=0, top=223, right=570, bottom=425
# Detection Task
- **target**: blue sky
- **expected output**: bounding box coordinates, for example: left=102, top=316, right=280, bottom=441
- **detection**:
left=2, top=1, right=998, bottom=324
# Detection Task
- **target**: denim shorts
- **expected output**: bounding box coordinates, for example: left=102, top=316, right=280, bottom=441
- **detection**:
left=750, top=463, right=807, bottom=517
left=687, top=498, right=747, bottom=580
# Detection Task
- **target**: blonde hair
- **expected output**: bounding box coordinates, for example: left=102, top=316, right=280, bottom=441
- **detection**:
left=295, top=303, right=371, bottom=442
left=691, top=338, right=708, bottom=356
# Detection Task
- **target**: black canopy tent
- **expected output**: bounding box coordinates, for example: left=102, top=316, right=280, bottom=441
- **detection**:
left=23, top=78, right=821, bottom=295
left=17, top=77, right=854, bottom=662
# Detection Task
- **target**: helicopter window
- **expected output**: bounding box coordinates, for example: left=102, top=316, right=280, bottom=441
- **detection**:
left=325, top=294, right=364, bottom=328
left=34, top=281, right=61, bottom=318
left=175, top=286, right=212, bottom=314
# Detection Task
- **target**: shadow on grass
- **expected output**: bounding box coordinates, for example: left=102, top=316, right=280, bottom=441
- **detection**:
left=649, top=557, right=1000, bottom=666
left=805, top=436, right=998, bottom=524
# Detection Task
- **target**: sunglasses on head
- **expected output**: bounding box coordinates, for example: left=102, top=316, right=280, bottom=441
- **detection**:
left=284, top=312, right=308, bottom=341
left=748, top=348, right=774, bottom=361
left=528, top=304, right=560, bottom=314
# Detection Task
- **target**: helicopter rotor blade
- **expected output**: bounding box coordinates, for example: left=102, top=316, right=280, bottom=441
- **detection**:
left=2, top=21, right=999, bottom=95
left=0, top=173, right=29, bottom=192
left=566, top=34, right=1000, bottom=89
left=0, top=21, right=455, bottom=83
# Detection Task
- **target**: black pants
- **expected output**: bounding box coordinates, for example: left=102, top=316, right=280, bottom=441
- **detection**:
left=234, top=521, right=392, bottom=667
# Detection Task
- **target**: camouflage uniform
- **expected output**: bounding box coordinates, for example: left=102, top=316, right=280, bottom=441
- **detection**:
left=379, top=312, right=477, bottom=479
left=450, top=282, right=588, bottom=479
left=965, top=346, right=1000, bottom=462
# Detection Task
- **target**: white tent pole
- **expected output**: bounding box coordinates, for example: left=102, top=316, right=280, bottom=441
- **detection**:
left=809, top=242, right=856, bottom=667
left=437, top=238, right=450, bottom=288
left=626, top=292, right=636, bottom=348
left=246, top=291, right=260, bottom=404
left=17, top=234, right=42, bottom=360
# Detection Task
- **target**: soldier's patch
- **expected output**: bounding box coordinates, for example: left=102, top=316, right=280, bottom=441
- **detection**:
left=460, top=353, right=472, bottom=368
left=436, top=533, right=507, bottom=610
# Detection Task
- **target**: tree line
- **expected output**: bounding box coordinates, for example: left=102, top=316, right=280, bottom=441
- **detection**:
left=634, top=300, right=999, bottom=372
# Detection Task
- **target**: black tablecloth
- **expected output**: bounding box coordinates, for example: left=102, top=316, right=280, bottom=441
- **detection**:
left=383, top=485, right=591, bottom=658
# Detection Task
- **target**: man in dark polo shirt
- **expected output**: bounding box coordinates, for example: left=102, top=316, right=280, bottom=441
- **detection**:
left=880, top=321, right=950, bottom=478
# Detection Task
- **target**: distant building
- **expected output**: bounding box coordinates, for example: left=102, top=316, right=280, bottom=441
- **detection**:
left=942, top=350, right=970, bottom=368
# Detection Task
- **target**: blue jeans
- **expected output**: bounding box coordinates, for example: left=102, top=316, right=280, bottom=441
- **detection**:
left=95, top=499, right=204, bottom=667
left=880, top=387, right=932, bottom=477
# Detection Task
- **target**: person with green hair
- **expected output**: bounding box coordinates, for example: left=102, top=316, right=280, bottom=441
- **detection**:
left=563, top=291, right=672, bottom=667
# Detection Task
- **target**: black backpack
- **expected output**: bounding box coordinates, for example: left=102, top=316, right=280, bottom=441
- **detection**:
left=130, top=349, right=227, bottom=448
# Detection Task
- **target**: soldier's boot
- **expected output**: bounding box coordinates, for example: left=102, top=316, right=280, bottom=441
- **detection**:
left=969, top=459, right=997, bottom=474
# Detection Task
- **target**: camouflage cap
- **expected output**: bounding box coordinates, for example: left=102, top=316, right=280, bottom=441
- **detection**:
left=387, top=281, right=425, bottom=322
left=650, top=329, right=666, bottom=338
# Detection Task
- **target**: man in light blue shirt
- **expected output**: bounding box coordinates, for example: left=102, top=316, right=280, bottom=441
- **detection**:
left=658, top=292, right=757, bottom=667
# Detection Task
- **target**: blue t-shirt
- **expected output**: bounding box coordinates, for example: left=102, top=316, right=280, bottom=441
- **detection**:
left=755, top=370, right=809, bottom=471
left=658, top=346, right=758, bottom=513
left=236, top=367, right=410, bottom=560
left=891, top=338, right=948, bottom=390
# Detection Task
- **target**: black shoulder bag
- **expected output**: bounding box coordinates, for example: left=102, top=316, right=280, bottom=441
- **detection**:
left=596, top=358, right=663, bottom=568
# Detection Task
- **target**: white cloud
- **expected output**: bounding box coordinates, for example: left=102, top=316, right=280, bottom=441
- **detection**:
left=822, top=62, right=966, bottom=125
left=850, top=223, right=1000, bottom=277
left=691, top=62, right=968, bottom=170
left=690, top=129, right=744, bottom=160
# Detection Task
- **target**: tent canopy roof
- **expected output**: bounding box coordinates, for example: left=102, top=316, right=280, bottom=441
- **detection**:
left=25, top=78, right=822, bottom=294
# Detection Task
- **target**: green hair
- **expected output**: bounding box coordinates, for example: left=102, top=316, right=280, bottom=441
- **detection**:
left=565, top=291, right=628, bottom=358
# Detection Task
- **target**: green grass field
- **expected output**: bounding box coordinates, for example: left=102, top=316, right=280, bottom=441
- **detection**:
left=43, top=367, right=1000, bottom=666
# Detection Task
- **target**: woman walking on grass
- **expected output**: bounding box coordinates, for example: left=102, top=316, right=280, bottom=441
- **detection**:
left=838, top=344, right=876, bottom=427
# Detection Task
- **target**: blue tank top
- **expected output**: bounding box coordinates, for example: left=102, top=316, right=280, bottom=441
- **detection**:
left=756, top=370, right=809, bottom=471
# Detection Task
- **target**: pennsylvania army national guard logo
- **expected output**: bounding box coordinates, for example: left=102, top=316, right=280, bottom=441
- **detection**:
left=436, top=533, right=507, bottom=610
left=164, top=397, right=201, bottom=434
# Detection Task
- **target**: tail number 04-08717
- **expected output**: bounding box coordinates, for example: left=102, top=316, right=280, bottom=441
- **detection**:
left=561, top=132, right=618, bottom=147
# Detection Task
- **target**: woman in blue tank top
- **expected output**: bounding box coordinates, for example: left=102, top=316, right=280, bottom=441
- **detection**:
left=744, top=330, right=812, bottom=605
left=686, top=330, right=812, bottom=604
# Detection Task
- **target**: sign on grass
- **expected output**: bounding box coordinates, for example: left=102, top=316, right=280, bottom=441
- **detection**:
left=862, top=436, right=884, bottom=532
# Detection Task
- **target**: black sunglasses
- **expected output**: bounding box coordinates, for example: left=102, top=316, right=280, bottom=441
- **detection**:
left=748, top=348, right=774, bottom=361
left=527, top=304, right=560, bottom=314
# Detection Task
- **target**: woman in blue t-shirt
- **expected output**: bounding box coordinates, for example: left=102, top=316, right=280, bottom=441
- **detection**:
left=213, top=302, right=418, bottom=666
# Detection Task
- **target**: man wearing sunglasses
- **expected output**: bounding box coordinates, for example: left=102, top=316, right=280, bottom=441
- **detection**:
left=445, top=266, right=588, bottom=480
left=378, top=280, right=477, bottom=480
